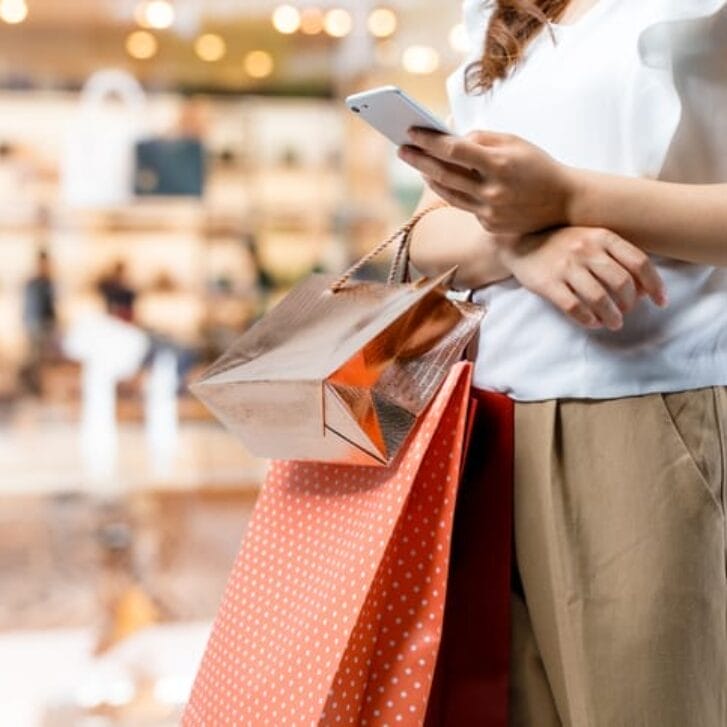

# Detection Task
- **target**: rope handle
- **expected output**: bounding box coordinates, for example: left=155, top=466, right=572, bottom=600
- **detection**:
left=329, top=201, right=449, bottom=293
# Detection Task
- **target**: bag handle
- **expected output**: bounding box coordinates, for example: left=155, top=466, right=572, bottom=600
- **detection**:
left=330, top=201, right=449, bottom=293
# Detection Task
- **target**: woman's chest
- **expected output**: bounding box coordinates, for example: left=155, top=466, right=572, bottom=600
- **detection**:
left=463, top=4, right=652, bottom=167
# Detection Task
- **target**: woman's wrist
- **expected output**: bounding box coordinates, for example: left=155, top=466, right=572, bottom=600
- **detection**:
left=560, top=166, right=621, bottom=230
left=495, top=232, right=542, bottom=272
left=560, top=166, right=592, bottom=227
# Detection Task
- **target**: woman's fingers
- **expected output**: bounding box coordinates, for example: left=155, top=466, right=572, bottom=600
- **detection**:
left=406, top=128, right=501, bottom=174
left=507, top=227, right=668, bottom=331
left=426, top=179, right=479, bottom=211
left=605, top=235, right=668, bottom=306
left=398, top=145, right=482, bottom=198
left=588, top=253, right=639, bottom=314
left=543, top=283, right=600, bottom=329
left=567, top=267, right=624, bottom=330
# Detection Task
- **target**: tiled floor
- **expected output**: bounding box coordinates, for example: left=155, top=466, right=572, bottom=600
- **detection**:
left=0, top=488, right=258, bottom=631
left=0, top=401, right=265, bottom=725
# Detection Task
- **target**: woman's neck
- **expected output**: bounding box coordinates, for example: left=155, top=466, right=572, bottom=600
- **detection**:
left=558, top=0, right=600, bottom=25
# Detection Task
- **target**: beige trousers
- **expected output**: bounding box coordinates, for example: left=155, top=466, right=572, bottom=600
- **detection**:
left=509, top=386, right=727, bottom=727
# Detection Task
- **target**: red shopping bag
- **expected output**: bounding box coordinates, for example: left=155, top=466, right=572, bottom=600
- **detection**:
left=184, top=362, right=473, bottom=726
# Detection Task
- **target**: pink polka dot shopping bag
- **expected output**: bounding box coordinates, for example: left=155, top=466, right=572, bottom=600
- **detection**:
left=184, top=205, right=486, bottom=724
left=184, top=361, right=474, bottom=726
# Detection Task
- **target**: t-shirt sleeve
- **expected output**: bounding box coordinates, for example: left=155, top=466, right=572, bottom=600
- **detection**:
left=631, top=0, right=727, bottom=180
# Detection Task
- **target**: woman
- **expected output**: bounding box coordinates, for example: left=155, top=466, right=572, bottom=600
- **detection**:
left=401, top=1, right=727, bottom=725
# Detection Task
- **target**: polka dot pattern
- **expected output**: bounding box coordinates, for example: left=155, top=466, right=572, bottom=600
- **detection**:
left=183, top=362, right=472, bottom=726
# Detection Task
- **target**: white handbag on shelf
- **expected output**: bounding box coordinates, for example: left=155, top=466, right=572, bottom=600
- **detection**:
left=61, top=69, right=147, bottom=209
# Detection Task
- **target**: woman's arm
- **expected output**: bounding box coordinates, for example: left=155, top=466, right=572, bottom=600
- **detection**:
left=408, top=185, right=512, bottom=290
left=564, top=171, right=727, bottom=267
left=409, top=185, right=667, bottom=330
left=401, top=129, right=727, bottom=267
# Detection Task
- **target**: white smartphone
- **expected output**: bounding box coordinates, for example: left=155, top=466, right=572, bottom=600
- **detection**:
left=345, top=85, right=452, bottom=147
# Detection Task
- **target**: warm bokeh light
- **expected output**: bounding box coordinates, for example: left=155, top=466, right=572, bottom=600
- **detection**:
left=0, top=0, right=28, bottom=24
left=272, top=4, right=301, bottom=34
left=367, top=7, right=397, bottom=39
left=126, top=30, right=159, bottom=60
left=134, top=0, right=175, bottom=30
left=194, top=33, right=227, bottom=62
left=449, top=23, right=471, bottom=54
left=324, top=8, right=353, bottom=38
left=402, top=45, right=440, bottom=74
left=300, top=7, right=324, bottom=35
left=244, top=50, right=275, bottom=79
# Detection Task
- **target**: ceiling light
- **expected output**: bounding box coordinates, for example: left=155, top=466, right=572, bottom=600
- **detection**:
left=0, top=0, right=28, bottom=24
left=126, top=30, right=159, bottom=60
left=134, top=0, right=175, bottom=30
left=367, top=8, right=397, bottom=39
left=195, top=33, right=226, bottom=62
left=324, top=8, right=352, bottom=38
left=402, top=45, right=440, bottom=75
left=244, top=50, right=274, bottom=79
left=300, top=7, right=324, bottom=35
left=449, top=23, right=471, bottom=54
left=272, top=5, right=300, bottom=34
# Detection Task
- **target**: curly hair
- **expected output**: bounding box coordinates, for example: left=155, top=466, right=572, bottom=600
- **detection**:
left=466, top=0, right=571, bottom=93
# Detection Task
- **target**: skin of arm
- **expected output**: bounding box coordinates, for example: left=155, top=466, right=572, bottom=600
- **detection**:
left=401, top=129, right=727, bottom=268
left=409, top=185, right=512, bottom=290
left=564, top=170, right=727, bottom=267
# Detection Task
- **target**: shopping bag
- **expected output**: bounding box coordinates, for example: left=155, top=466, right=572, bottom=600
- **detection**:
left=183, top=361, right=473, bottom=726
left=192, top=206, right=483, bottom=466
left=424, top=388, right=515, bottom=727
left=61, top=69, right=147, bottom=209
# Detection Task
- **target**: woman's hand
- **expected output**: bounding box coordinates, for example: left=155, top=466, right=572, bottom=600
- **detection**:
left=399, top=128, right=575, bottom=235
left=497, top=226, right=669, bottom=330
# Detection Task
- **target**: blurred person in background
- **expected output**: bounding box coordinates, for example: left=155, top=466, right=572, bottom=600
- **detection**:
left=98, top=260, right=137, bottom=323
left=21, top=247, right=57, bottom=394
left=401, top=0, right=727, bottom=725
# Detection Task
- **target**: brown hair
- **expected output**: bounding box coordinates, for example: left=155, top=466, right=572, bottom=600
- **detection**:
left=466, top=0, right=571, bottom=93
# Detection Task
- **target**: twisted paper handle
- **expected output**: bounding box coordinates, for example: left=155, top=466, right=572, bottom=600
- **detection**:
left=330, top=201, right=449, bottom=293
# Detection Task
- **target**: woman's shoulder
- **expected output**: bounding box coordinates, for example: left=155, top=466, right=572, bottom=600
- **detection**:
left=630, top=0, right=727, bottom=180
left=638, top=0, right=727, bottom=68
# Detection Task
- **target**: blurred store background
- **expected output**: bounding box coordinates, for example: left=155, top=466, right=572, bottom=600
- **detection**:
left=0, top=0, right=467, bottom=724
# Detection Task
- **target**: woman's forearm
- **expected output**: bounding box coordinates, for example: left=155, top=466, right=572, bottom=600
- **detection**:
left=566, top=170, right=727, bottom=267
left=400, top=129, right=727, bottom=267
left=410, top=192, right=512, bottom=289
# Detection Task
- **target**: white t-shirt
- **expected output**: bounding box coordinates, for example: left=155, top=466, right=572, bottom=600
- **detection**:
left=447, top=0, right=727, bottom=400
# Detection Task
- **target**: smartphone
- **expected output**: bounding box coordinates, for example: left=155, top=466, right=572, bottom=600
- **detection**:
left=345, top=85, right=451, bottom=147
